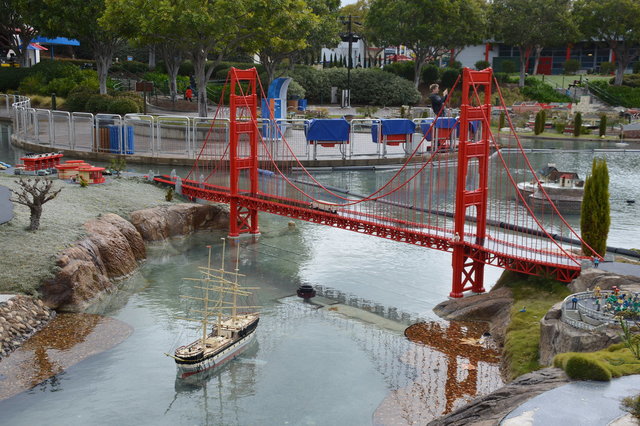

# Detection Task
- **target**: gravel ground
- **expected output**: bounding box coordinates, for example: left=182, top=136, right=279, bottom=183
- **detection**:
left=0, top=174, right=174, bottom=294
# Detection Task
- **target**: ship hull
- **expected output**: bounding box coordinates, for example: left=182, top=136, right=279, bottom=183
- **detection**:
left=175, top=321, right=258, bottom=379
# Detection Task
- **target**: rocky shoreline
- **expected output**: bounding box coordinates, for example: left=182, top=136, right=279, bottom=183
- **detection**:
left=0, top=202, right=229, bottom=360
left=429, top=269, right=640, bottom=424
left=0, top=295, right=55, bottom=359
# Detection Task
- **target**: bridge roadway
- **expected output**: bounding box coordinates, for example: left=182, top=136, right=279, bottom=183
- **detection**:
left=156, top=175, right=582, bottom=283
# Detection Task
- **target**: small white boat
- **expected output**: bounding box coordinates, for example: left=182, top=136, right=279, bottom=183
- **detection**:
left=517, top=164, right=584, bottom=213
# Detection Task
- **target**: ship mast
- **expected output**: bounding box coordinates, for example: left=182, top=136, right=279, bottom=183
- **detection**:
left=232, top=242, right=240, bottom=320
left=201, top=245, right=212, bottom=345
left=217, top=238, right=226, bottom=334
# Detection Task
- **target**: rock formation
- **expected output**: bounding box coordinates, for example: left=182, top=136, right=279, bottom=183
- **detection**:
left=428, top=368, right=569, bottom=426
left=538, top=269, right=640, bottom=366
left=40, top=203, right=228, bottom=311
left=130, top=203, right=229, bottom=241
left=433, top=286, right=514, bottom=346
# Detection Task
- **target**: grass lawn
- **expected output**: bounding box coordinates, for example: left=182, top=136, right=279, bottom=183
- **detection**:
left=496, top=272, right=571, bottom=380
left=528, top=74, right=613, bottom=90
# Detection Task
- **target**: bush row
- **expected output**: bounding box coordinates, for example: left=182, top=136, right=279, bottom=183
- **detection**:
left=65, top=86, right=144, bottom=115
left=591, top=80, right=640, bottom=107
left=287, top=66, right=421, bottom=106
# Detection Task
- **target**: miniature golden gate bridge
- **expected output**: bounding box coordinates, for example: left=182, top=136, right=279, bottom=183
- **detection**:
left=155, top=67, right=599, bottom=298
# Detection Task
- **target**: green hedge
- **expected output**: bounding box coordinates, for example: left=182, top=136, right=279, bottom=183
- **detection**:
left=521, top=78, right=572, bottom=103
left=591, top=80, right=640, bottom=107
left=0, top=67, right=30, bottom=92
left=288, top=67, right=420, bottom=106
left=383, top=61, right=415, bottom=82
left=66, top=86, right=143, bottom=114
left=111, top=60, right=149, bottom=75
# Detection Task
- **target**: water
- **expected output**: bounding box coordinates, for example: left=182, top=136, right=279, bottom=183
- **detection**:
left=1, top=123, right=639, bottom=424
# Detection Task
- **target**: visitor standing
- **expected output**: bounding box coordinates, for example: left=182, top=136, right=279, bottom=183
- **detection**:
left=185, top=87, right=193, bottom=102
left=594, top=256, right=600, bottom=268
left=429, top=84, right=448, bottom=116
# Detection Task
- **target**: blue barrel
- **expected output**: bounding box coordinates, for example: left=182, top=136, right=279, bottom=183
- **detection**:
left=297, top=99, right=307, bottom=111
left=108, top=125, right=121, bottom=153
left=108, top=125, right=134, bottom=154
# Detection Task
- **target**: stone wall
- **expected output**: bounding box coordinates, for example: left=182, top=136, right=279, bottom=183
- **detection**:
left=0, top=295, right=55, bottom=359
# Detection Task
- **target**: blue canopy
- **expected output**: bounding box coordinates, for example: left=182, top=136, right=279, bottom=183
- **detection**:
left=32, top=36, right=80, bottom=46
left=371, top=119, right=416, bottom=143
left=305, top=119, right=350, bottom=142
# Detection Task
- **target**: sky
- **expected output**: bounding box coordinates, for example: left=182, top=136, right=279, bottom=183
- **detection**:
left=341, top=0, right=358, bottom=6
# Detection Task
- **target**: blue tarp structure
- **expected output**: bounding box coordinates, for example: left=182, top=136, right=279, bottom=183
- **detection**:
left=420, top=117, right=480, bottom=141
left=305, top=119, right=350, bottom=144
left=371, top=119, right=416, bottom=143
left=31, top=36, right=80, bottom=59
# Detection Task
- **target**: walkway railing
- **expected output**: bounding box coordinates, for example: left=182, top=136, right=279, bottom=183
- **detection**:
left=560, top=290, right=631, bottom=331
left=3, top=94, right=458, bottom=162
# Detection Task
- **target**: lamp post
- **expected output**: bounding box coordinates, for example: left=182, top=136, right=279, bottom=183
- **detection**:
left=339, top=15, right=361, bottom=108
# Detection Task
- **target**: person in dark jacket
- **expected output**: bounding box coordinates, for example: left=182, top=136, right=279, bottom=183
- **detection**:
left=429, top=83, right=448, bottom=115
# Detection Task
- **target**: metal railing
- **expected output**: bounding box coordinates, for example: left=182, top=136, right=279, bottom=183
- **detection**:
left=4, top=94, right=463, bottom=162
left=560, top=290, right=631, bottom=331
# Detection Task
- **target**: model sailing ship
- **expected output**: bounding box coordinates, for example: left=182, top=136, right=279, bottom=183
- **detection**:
left=170, top=239, right=259, bottom=379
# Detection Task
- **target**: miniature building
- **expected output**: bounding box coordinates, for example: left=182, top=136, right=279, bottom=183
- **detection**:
left=76, top=165, right=105, bottom=184
left=19, top=152, right=63, bottom=171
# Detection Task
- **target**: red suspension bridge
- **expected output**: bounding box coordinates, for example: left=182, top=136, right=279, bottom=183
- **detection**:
left=155, top=67, right=597, bottom=298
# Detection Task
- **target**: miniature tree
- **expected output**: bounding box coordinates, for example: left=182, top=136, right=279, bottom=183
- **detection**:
left=573, top=112, right=582, bottom=137
left=599, top=114, right=608, bottom=137
left=109, top=157, right=126, bottom=178
left=581, top=158, right=610, bottom=256
left=11, top=178, right=62, bottom=231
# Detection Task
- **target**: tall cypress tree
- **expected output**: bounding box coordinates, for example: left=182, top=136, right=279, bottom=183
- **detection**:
left=581, top=158, right=610, bottom=256
left=573, top=112, right=582, bottom=137
left=534, top=111, right=543, bottom=135
left=599, top=114, right=607, bottom=137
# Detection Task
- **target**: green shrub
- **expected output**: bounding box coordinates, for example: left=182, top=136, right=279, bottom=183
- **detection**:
left=440, top=68, right=461, bottom=89
left=449, top=60, right=462, bottom=69
left=65, top=86, right=96, bottom=112
left=475, top=60, right=490, bottom=70
left=290, top=67, right=420, bottom=106
left=288, top=66, right=329, bottom=103
left=85, top=94, right=113, bottom=114
left=111, top=60, right=148, bottom=74
left=601, top=62, right=616, bottom=75
left=614, top=74, right=640, bottom=88
left=590, top=80, right=640, bottom=107
left=108, top=97, right=140, bottom=115
left=561, top=354, right=612, bottom=381
left=383, top=61, right=415, bottom=82
left=633, top=62, right=640, bottom=74
left=563, top=59, right=581, bottom=75
left=287, top=80, right=305, bottom=99
left=499, top=111, right=505, bottom=129
left=501, top=60, right=517, bottom=74
left=18, top=74, right=46, bottom=95
left=45, top=77, right=78, bottom=97
left=521, top=78, right=572, bottom=103
left=0, top=67, right=31, bottom=91
left=30, top=60, right=82, bottom=82
left=142, top=71, right=189, bottom=94
left=421, top=64, right=440, bottom=87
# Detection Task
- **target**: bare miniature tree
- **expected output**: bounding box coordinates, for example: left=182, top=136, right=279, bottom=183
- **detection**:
left=11, top=178, right=62, bottom=231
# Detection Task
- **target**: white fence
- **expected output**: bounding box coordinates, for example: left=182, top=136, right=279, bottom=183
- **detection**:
left=2, top=94, right=465, bottom=162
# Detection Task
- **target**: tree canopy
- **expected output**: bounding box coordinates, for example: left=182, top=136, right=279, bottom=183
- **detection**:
left=490, top=0, right=576, bottom=87
left=574, top=0, right=640, bottom=86
left=367, top=0, right=486, bottom=88
left=24, top=0, right=124, bottom=94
